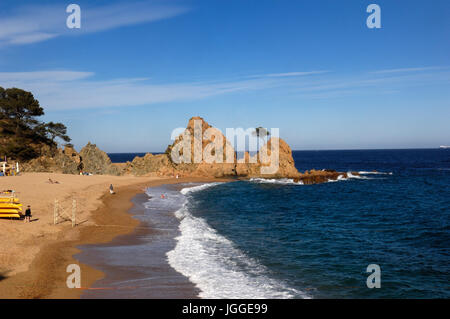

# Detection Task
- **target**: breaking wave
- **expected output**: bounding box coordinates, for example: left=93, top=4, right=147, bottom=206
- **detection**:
left=166, top=183, right=309, bottom=299
left=249, top=178, right=304, bottom=185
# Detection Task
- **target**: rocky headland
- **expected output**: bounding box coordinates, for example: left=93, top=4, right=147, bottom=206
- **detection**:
left=21, top=116, right=357, bottom=184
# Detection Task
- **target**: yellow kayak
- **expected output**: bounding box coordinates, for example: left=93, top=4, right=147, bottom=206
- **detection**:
left=2, top=215, right=21, bottom=218
left=0, top=198, right=20, bottom=203
left=0, top=203, right=22, bottom=209
left=0, top=211, right=22, bottom=218
left=0, top=208, right=23, bottom=218
left=0, top=207, right=22, bottom=212
left=0, top=192, right=23, bottom=218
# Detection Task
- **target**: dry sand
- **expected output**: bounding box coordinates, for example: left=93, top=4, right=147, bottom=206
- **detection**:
left=0, top=173, right=227, bottom=298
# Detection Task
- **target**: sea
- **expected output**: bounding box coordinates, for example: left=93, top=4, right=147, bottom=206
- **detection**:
left=93, top=149, right=449, bottom=298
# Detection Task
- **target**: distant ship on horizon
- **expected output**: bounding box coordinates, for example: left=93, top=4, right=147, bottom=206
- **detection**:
left=439, top=145, right=450, bottom=149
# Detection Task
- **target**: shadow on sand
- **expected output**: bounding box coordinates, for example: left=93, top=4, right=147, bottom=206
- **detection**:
left=0, top=271, right=9, bottom=282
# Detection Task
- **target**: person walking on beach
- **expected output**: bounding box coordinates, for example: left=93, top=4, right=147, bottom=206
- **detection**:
left=24, top=205, right=32, bottom=223
left=110, top=184, right=115, bottom=195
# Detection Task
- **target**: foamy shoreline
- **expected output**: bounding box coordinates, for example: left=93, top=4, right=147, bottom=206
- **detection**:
left=76, top=188, right=201, bottom=298
left=168, top=181, right=311, bottom=299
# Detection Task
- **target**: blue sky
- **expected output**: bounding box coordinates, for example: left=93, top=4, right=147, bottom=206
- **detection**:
left=0, top=0, right=449, bottom=152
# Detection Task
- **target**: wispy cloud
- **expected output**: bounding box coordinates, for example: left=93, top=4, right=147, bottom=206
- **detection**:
left=9, top=33, right=58, bottom=45
left=0, top=1, right=189, bottom=46
left=0, top=71, right=278, bottom=110
left=265, top=71, right=329, bottom=77
left=0, top=71, right=93, bottom=82
left=246, top=71, right=329, bottom=79
left=1, top=66, right=448, bottom=110
left=370, top=66, right=448, bottom=74
left=290, top=69, right=450, bottom=99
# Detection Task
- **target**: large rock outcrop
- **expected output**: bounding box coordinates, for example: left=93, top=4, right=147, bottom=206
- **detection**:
left=78, top=142, right=119, bottom=175
left=22, top=142, right=119, bottom=175
left=63, top=145, right=81, bottom=165
left=149, top=116, right=354, bottom=182
left=125, top=153, right=172, bottom=176
left=21, top=145, right=81, bottom=174
left=164, top=116, right=237, bottom=177
left=234, top=137, right=300, bottom=178
left=123, top=116, right=347, bottom=182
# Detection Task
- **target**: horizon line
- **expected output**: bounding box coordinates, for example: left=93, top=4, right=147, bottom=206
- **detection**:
left=105, top=147, right=448, bottom=154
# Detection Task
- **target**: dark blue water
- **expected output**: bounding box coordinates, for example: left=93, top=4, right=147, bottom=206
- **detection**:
left=108, top=152, right=164, bottom=163
left=108, top=153, right=148, bottom=163
left=186, top=149, right=450, bottom=298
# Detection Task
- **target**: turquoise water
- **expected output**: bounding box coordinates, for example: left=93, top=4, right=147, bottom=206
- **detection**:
left=180, top=149, right=449, bottom=298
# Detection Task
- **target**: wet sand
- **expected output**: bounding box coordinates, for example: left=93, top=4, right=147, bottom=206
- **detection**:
left=77, top=190, right=201, bottom=298
left=76, top=178, right=232, bottom=299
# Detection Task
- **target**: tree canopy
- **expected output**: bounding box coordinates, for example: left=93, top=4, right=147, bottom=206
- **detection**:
left=253, top=127, right=270, bottom=138
left=46, top=122, right=71, bottom=143
left=0, top=87, right=71, bottom=160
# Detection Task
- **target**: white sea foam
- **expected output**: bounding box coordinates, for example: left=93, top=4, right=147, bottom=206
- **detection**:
left=251, top=171, right=388, bottom=185
left=166, top=182, right=308, bottom=299
left=347, top=172, right=362, bottom=179
left=327, top=172, right=377, bottom=182
left=180, top=182, right=224, bottom=195
left=249, top=178, right=304, bottom=185
left=359, top=171, right=393, bottom=175
left=327, top=174, right=345, bottom=182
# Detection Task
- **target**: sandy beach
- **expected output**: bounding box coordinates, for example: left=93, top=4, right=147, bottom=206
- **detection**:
left=0, top=172, right=220, bottom=298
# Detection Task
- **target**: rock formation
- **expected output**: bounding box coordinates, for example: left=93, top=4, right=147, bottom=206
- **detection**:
left=78, top=142, right=120, bottom=175
left=22, top=142, right=119, bottom=175
left=63, top=145, right=81, bottom=165
left=123, top=116, right=355, bottom=182
left=235, top=137, right=300, bottom=178
left=163, top=116, right=237, bottom=177
left=125, top=153, right=171, bottom=176
left=294, top=169, right=347, bottom=184
left=21, top=146, right=81, bottom=174
left=21, top=116, right=356, bottom=183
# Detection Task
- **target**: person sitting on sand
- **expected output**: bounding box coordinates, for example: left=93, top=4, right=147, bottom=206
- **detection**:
left=48, top=178, right=59, bottom=184
left=110, top=184, right=115, bottom=195
left=24, top=205, right=32, bottom=223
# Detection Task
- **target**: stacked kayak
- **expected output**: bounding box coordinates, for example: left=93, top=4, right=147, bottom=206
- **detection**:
left=0, top=191, right=23, bottom=218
